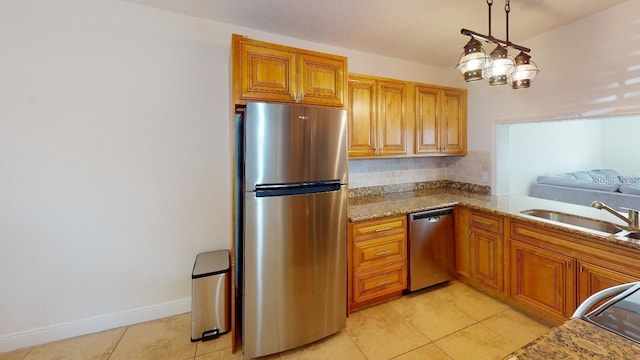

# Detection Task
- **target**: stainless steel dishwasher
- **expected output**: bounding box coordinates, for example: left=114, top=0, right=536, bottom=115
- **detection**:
left=408, top=207, right=455, bottom=291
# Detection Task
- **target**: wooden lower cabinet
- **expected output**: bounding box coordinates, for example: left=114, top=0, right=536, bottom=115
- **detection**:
left=349, top=215, right=407, bottom=312
left=458, top=209, right=505, bottom=292
left=510, top=240, right=576, bottom=322
left=454, top=206, right=471, bottom=277
left=577, top=261, right=638, bottom=307
left=353, top=262, right=406, bottom=304
left=453, top=208, right=640, bottom=324
left=508, top=220, right=640, bottom=323
left=470, top=227, right=503, bottom=291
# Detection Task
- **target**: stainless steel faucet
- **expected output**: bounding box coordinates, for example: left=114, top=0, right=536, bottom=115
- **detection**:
left=591, top=201, right=640, bottom=230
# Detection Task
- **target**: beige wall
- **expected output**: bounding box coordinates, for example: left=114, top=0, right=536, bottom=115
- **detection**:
left=481, top=1, right=640, bottom=193
left=469, top=0, right=640, bottom=152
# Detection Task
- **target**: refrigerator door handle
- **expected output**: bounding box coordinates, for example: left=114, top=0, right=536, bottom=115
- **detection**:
left=255, top=180, right=342, bottom=197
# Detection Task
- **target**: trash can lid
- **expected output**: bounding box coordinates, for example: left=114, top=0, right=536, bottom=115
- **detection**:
left=192, top=250, right=230, bottom=279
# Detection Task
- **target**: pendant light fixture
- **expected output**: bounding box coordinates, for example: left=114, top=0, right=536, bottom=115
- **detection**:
left=456, top=0, right=539, bottom=89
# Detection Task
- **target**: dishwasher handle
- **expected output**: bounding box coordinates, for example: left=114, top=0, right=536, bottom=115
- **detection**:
left=410, top=207, right=454, bottom=221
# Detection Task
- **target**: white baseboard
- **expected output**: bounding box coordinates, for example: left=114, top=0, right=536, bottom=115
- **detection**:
left=0, top=297, right=192, bottom=353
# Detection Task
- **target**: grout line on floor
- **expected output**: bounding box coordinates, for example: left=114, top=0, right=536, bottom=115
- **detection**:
left=474, top=321, right=522, bottom=350
left=431, top=341, right=454, bottom=360
left=387, top=342, right=435, bottom=360
left=344, top=329, right=370, bottom=360
left=19, top=347, right=34, bottom=360
left=106, top=326, right=129, bottom=360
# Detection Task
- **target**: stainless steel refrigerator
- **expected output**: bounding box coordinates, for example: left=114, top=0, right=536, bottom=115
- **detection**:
left=237, top=102, right=347, bottom=359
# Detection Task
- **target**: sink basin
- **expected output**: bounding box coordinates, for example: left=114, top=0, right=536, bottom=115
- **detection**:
left=521, top=209, right=623, bottom=234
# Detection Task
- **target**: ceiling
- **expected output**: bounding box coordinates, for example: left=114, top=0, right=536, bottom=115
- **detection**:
left=124, top=0, right=628, bottom=67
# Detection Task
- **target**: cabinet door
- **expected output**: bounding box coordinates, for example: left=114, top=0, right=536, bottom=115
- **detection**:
left=577, top=261, right=638, bottom=310
left=298, top=52, right=346, bottom=107
left=347, top=77, right=377, bottom=157
left=237, top=41, right=297, bottom=103
left=414, top=85, right=440, bottom=154
left=510, top=240, right=575, bottom=322
left=455, top=206, right=471, bottom=277
left=377, top=80, right=407, bottom=155
left=470, top=227, right=503, bottom=291
left=440, top=89, right=467, bottom=155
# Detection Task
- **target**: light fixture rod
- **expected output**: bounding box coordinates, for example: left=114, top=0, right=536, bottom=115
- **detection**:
left=505, top=0, right=510, bottom=43
left=460, top=28, right=531, bottom=53
left=487, top=0, right=493, bottom=37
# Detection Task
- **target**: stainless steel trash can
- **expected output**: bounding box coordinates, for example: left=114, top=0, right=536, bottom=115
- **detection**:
left=191, top=250, right=230, bottom=342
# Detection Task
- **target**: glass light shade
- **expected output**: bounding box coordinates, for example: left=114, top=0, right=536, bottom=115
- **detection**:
left=456, top=38, right=486, bottom=82
left=510, top=51, right=539, bottom=89
left=483, top=44, right=514, bottom=86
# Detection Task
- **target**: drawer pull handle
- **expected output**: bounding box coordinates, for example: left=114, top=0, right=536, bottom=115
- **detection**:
left=473, top=219, right=493, bottom=226
left=374, top=227, right=392, bottom=233
left=375, top=250, right=391, bottom=257
left=375, top=280, right=391, bottom=287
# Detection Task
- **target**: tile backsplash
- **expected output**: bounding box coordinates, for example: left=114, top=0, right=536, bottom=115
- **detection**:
left=348, top=151, right=490, bottom=189
left=445, top=151, right=491, bottom=186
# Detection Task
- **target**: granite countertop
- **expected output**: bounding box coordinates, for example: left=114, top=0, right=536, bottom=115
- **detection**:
left=504, top=318, right=640, bottom=359
left=348, top=188, right=640, bottom=251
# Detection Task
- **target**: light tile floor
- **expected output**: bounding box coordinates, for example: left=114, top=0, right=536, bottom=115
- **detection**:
left=0, top=281, right=551, bottom=360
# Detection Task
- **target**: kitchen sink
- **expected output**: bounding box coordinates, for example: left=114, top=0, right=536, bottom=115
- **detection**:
left=520, top=209, right=623, bottom=234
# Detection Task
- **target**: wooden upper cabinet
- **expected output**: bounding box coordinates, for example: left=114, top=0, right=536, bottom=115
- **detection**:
left=415, top=85, right=440, bottom=154
left=347, top=76, right=377, bottom=157
left=440, top=89, right=467, bottom=155
left=347, top=73, right=466, bottom=158
left=237, top=41, right=297, bottom=103
left=347, top=74, right=407, bottom=157
left=415, top=85, right=467, bottom=155
left=377, top=80, right=407, bottom=156
left=232, top=34, right=346, bottom=108
left=298, top=52, right=345, bottom=107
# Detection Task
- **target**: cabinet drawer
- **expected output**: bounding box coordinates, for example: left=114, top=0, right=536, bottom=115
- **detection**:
left=353, top=262, right=407, bottom=304
left=352, top=216, right=407, bottom=242
left=353, top=234, right=406, bottom=272
left=470, top=211, right=503, bottom=234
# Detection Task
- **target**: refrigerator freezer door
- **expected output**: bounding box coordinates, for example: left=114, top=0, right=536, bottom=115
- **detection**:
left=244, top=102, right=347, bottom=189
left=243, top=186, right=347, bottom=359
